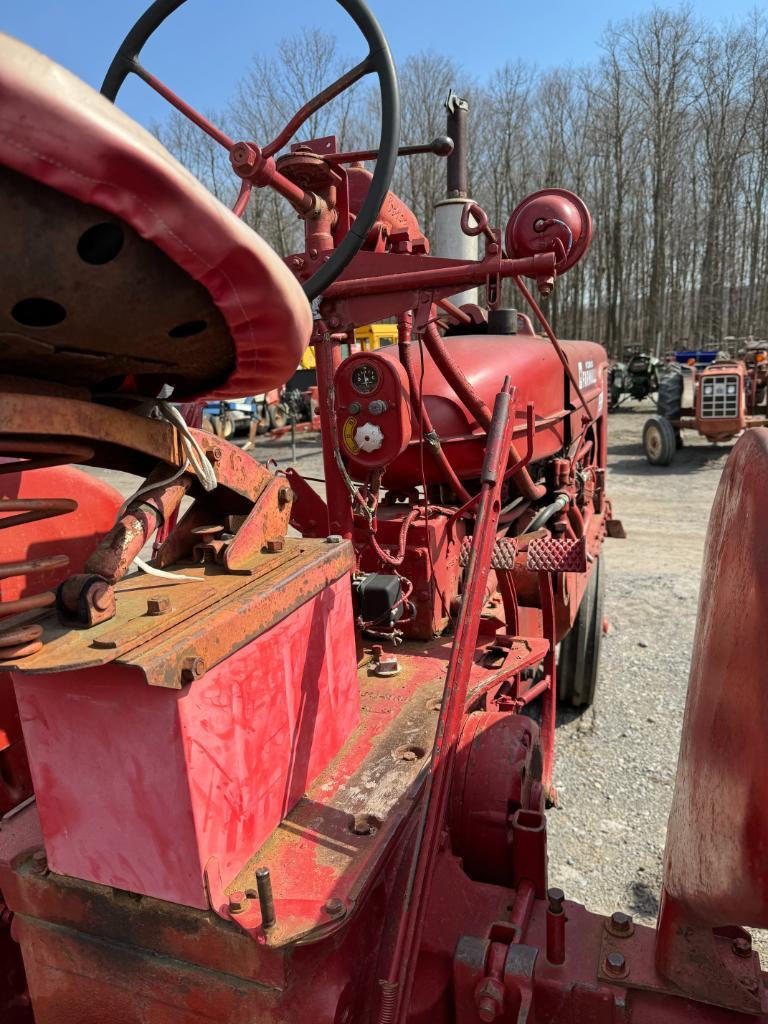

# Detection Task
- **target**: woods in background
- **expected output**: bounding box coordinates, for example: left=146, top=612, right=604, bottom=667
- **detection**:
left=158, top=6, right=768, bottom=355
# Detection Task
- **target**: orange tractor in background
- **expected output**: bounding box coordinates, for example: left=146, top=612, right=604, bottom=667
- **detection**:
left=644, top=343, right=768, bottom=464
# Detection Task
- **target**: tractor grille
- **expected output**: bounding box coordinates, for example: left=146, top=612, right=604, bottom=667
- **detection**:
left=700, top=374, right=740, bottom=419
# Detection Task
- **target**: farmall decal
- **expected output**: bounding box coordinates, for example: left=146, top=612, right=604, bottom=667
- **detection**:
left=577, top=360, right=598, bottom=389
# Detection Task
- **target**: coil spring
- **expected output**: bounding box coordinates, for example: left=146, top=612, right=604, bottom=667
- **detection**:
left=0, top=498, right=77, bottom=659
left=0, top=442, right=92, bottom=660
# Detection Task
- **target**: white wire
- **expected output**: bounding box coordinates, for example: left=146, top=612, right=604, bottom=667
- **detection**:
left=115, top=399, right=219, bottom=583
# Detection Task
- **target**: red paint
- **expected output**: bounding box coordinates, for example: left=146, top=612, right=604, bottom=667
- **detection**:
left=13, top=577, right=358, bottom=909
left=369, top=334, right=606, bottom=487
left=0, top=35, right=312, bottom=397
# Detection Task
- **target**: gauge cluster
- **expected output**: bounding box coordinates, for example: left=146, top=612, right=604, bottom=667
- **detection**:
left=334, top=351, right=412, bottom=474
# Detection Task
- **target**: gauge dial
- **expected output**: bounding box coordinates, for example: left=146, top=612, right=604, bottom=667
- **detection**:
left=350, top=362, right=380, bottom=395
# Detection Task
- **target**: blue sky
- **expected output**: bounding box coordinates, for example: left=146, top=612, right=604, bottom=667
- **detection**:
left=4, top=1, right=760, bottom=128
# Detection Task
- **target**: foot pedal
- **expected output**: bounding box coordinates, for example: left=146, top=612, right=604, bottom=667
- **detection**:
left=606, top=518, right=627, bottom=539
left=526, top=535, right=587, bottom=573
left=460, top=537, right=518, bottom=570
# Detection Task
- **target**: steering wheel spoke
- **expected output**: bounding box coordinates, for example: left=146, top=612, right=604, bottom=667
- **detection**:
left=101, top=0, right=400, bottom=300
left=262, top=55, right=374, bottom=159
left=130, top=62, right=235, bottom=151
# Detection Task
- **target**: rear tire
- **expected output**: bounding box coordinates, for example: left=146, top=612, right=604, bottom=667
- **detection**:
left=558, top=556, right=605, bottom=708
left=643, top=415, right=676, bottom=465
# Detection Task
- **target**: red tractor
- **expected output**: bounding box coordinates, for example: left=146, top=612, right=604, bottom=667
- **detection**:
left=643, top=348, right=768, bottom=465
left=0, top=3, right=764, bottom=1023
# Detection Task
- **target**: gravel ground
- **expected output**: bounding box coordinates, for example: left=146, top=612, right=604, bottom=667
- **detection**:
left=91, top=402, right=754, bottom=945
left=549, top=399, right=727, bottom=925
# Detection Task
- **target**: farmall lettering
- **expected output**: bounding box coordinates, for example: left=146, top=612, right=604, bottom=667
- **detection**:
left=0, top=3, right=762, bottom=1024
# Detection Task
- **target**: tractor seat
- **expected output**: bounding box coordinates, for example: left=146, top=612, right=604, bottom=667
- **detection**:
left=0, top=34, right=312, bottom=399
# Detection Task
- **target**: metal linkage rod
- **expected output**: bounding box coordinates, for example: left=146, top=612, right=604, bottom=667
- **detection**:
left=378, top=378, right=518, bottom=1024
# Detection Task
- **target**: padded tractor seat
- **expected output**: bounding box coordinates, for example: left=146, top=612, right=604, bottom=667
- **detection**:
left=0, top=34, right=312, bottom=399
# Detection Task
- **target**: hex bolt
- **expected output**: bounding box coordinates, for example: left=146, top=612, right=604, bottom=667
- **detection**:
left=180, top=656, right=206, bottom=683
left=228, top=890, right=247, bottom=915
left=323, top=897, right=345, bottom=918
left=265, top=538, right=285, bottom=554
left=732, top=936, right=752, bottom=958
left=548, top=887, right=565, bottom=914
left=206, top=447, right=223, bottom=464
left=146, top=596, right=171, bottom=616
left=604, top=952, right=627, bottom=977
left=610, top=911, right=633, bottom=935
left=256, top=866, right=276, bottom=930
left=30, top=850, right=48, bottom=876
left=326, top=535, right=343, bottom=544
left=374, top=654, right=400, bottom=677
left=277, top=486, right=294, bottom=507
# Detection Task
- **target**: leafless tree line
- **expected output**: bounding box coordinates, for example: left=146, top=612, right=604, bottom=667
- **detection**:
left=157, top=7, right=768, bottom=355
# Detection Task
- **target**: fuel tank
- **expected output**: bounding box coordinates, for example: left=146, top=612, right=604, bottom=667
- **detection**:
left=376, top=328, right=607, bottom=488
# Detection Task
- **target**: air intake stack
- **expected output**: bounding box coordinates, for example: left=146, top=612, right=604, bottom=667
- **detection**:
left=433, top=89, right=479, bottom=306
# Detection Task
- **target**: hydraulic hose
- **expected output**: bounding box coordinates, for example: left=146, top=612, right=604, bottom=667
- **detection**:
left=527, top=492, right=569, bottom=533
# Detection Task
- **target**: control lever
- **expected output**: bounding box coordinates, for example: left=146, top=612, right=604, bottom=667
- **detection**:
left=327, top=136, right=453, bottom=164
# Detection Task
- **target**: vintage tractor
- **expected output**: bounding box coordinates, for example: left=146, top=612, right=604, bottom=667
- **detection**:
left=2, top=2, right=765, bottom=1022
left=643, top=351, right=768, bottom=465
left=608, top=350, right=660, bottom=410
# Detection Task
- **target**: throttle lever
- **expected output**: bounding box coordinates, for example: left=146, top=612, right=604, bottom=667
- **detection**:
left=327, top=135, right=453, bottom=164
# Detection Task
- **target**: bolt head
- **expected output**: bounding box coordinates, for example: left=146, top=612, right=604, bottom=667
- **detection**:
left=374, top=656, right=400, bottom=677
left=228, top=890, right=247, bottom=915
left=181, top=656, right=206, bottom=682
left=326, top=535, right=343, bottom=544
left=265, top=538, right=285, bottom=554
left=30, top=850, right=48, bottom=875
left=604, top=951, right=626, bottom=977
left=146, top=596, right=171, bottom=616
left=548, top=886, right=565, bottom=913
left=732, top=936, right=752, bottom=958
left=610, top=911, right=633, bottom=934
left=323, top=897, right=345, bottom=917
left=277, top=486, right=293, bottom=506
left=231, top=142, right=259, bottom=171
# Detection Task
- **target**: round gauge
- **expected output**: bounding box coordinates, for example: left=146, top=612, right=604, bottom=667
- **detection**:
left=350, top=362, right=380, bottom=395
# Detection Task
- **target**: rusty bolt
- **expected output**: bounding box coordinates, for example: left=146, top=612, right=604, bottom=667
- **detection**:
left=30, top=850, right=48, bottom=876
left=610, top=911, right=633, bottom=935
left=326, top=535, right=342, bottom=544
left=146, top=596, right=171, bottom=616
left=277, top=486, right=294, bottom=507
left=475, top=978, right=504, bottom=1022
left=604, top=952, right=627, bottom=977
left=206, top=446, right=223, bottom=464
left=323, top=897, right=345, bottom=918
left=371, top=644, right=384, bottom=661
left=228, top=890, right=247, bottom=915
left=547, top=887, right=565, bottom=914
left=732, top=936, right=752, bottom=958
left=181, top=656, right=206, bottom=683
left=265, top=538, right=285, bottom=554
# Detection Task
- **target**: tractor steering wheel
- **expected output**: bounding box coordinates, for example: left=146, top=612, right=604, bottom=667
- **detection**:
left=101, top=0, right=400, bottom=301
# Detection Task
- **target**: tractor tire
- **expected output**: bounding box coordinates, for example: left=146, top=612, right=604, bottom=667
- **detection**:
left=643, top=415, right=676, bottom=466
left=657, top=364, right=683, bottom=419
left=558, top=556, right=605, bottom=708
left=269, top=403, right=289, bottom=430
